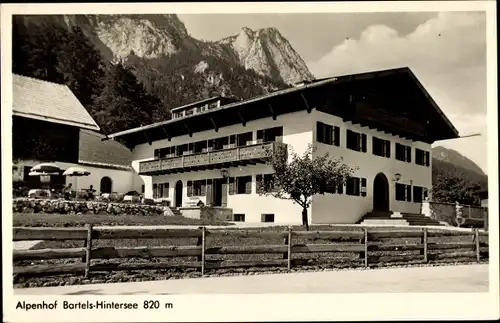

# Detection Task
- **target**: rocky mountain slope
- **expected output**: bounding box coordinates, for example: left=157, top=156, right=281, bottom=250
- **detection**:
left=218, top=26, right=315, bottom=84
left=19, top=14, right=314, bottom=86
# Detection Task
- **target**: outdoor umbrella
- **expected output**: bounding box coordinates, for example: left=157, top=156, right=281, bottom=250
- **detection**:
left=63, top=167, right=91, bottom=177
left=30, top=163, right=61, bottom=174
left=63, top=166, right=91, bottom=191
left=29, top=163, right=61, bottom=190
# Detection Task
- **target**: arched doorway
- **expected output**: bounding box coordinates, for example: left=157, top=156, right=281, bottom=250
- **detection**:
left=175, top=180, right=183, bottom=207
left=373, top=173, right=390, bottom=212
left=100, top=176, right=112, bottom=194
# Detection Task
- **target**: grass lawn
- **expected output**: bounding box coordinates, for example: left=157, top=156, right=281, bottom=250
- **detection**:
left=13, top=213, right=234, bottom=227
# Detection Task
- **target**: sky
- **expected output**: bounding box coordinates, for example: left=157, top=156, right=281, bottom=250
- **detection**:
left=178, top=12, right=488, bottom=174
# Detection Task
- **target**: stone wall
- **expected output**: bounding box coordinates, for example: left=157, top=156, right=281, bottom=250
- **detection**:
left=201, top=206, right=233, bottom=222
left=178, top=206, right=233, bottom=222
left=422, top=201, right=487, bottom=228
left=13, top=198, right=174, bottom=216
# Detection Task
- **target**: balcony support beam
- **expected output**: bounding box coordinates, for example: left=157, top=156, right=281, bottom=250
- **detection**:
left=237, top=112, right=246, bottom=127
left=209, top=117, right=219, bottom=132
left=300, top=93, right=313, bottom=114
left=184, top=123, right=193, bottom=137
left=161, top=127, right=171, bottom=141
left=268, top=104, right=277, bottom=120
left=143, top=131, right=152, bottom=146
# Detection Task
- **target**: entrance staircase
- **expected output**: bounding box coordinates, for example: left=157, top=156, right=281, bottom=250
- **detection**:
left=358, top=211, right=444, bottom=226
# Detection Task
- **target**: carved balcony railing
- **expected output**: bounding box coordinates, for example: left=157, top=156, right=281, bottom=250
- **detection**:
left=139, top=141, right=286, bottom=175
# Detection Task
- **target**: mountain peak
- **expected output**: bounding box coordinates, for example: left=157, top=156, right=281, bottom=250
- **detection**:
left=219, top=25, right=315, bottom=84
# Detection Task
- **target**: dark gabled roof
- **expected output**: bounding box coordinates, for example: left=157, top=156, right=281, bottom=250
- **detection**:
left=12, top=74, right=100, bottom=131
left=108, top=67, right=459, bottom=148
left=78, top=129, right=132, bottom=169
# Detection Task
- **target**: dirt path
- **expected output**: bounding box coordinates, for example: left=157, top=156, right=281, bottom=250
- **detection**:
left=15, top=264, right=489, bottom=295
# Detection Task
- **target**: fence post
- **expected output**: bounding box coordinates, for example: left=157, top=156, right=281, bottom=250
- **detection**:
left=475, top=228, right=480, bottom=262
left=287, top=226, right=292, bottom=270
left=363, top=228, right=368, bottom=267
left=423, top=228, right=428, bottom=263
left=283, top=229, right=289, bottom=260
left=84, top=224, right=93, bottom=279
left=201, top=226, right=206, bottom=276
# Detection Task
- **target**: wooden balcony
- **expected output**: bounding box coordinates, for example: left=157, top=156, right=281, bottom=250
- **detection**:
left=139, top=141, right=286, bottom=175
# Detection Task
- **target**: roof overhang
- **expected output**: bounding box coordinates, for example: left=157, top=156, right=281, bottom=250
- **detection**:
left=13, top=111, right=101, bottom=131
left=108, top=67, right=459, bottom=148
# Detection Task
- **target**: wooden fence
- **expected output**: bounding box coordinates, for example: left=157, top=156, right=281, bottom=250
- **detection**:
left=13, top=226, right=489, bottom=278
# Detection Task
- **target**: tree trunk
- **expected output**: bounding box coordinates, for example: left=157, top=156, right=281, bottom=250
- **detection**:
left=302, top=207, right=309, bottom=231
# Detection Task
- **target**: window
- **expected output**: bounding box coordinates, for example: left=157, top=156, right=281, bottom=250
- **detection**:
left=396, top=183, right=412, bottom=202
left=261, top=214, right=275, bottom=223
left=415, top=149, right=430, bottom=166
left=237, top=131, right=253, bottom=147
left=361, top=178, right=367, bottom=197
left=234, top=214, right=245, bottom=222
left=256, top=174, right=277, bottom=193
left=229, top=176, right=252, bottom=195
left=325, top=180, right=344, bottom=195
left=141, top=185, right=145, bottom=193
left=346, top=130, right=367, bottom=152
left=214, top=137, right=229, bottom=150
left=372, top=137, right=391, bottom=158
left=413, top=186, right=428, bottom=203
left=187, top=180, right=206, bottom=197
left=346, top=177, right=362, bottom=196
left=193, top=180, right=206, bottom=196
left=257, top=126, right=283, bottom=143
left=396, top=143, right=412, bottom=162
left=194, top=140, right=208, bottom=153
left=317, top=122, right=340, bottom=146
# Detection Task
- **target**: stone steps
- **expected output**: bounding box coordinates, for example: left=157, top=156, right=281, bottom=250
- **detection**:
left=359, top=211, right=444, bottom=226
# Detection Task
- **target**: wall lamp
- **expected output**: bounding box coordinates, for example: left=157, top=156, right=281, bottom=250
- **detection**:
left=393, top=173, right=402, bottom=182
left=220, top=169, right=229, bottom=178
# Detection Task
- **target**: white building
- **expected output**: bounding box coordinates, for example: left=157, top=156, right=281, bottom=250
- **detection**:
left=108, top=68, right=459, bottom=224
left=12, top=74, right=143, bottom=194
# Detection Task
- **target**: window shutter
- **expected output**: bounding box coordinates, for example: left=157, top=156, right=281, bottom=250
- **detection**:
left=228, top=177, right=235, bottom=195
left=200, top=180, right=206, bottom=196
left=164, top=183, right=169, bottom=197
left=206, top=179, right=213, bottom=205
left=386, top=141, right=391, bottom=158
left=406, top=185, right=412, bottom=202
left=153, top=184, right=158, bottom=199
left=361, top=178, right=367, bottom=197
left=361, top=134, right=367, bottom=152
left=337, top=182, right=344, bottom=194
left=256, top=174, right=263, bottom=194
left=245, top=177, right=252, bottom=194
left=187, top=181, right=193, bottom=197
left=407, top=147, right=412, bottom=163
left=334, top=126, right=340, bottom=146
left=425, top=151, right=430, bottom=166
left=316, top=122, right=323, bottom=142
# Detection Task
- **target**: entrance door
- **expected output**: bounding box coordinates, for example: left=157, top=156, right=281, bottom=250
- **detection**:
left=213, top=178, right=227, bottom=207
left=175, top=180, right=183, bottom=207
left=100, top=176, right=112, bottom=193
left=373, top=173, right=390, bottom=211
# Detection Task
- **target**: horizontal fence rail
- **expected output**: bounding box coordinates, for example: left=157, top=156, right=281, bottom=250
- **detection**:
left=13, top=226, right=489, bottom=278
